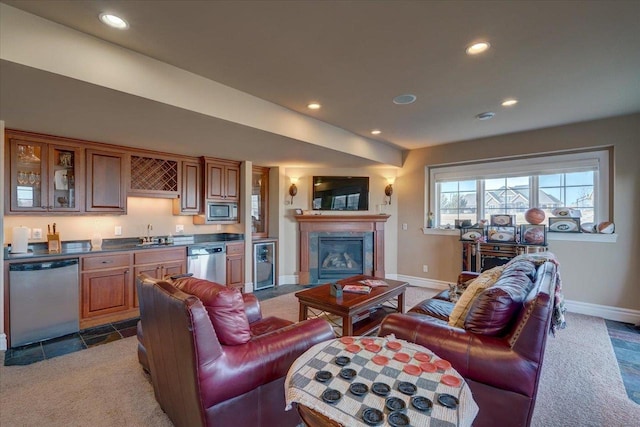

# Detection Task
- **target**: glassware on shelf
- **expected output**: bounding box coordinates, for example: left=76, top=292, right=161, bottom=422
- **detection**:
left=25, top=146, right=40, bottom=163
left=28, top=172, right=36, bottom=185
left=17, top=171, right=27, bottom=185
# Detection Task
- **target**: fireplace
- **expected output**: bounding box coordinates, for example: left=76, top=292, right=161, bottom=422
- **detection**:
left=318, top=237, right=364, bottom=279
left=295, top=214, right=390, bottom=284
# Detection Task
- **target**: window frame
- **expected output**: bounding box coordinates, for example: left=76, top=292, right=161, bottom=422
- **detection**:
left=426, top=150, right=610, bottom=228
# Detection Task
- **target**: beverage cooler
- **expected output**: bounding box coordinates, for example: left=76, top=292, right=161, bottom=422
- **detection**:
left=253, top=239, right=276, bottom=290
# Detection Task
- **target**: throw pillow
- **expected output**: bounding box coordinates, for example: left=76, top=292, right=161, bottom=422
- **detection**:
left=464, top=271, right=534, bottom=336
left=174, top=277, right=251, bottom=346
left=448, top=265, right=506, bottom=328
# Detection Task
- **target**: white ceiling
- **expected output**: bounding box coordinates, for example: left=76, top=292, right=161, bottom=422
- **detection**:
left=1, top=0, right=639, bottom=167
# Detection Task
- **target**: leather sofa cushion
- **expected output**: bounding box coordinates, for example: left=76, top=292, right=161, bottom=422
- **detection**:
left=174, top=277, right=251, bottom=345
left=250, top=316, right=294, bottom=336
left=409, top=298, right=454, bottom=321
left=448, top=265, right=505, bottom=328
left=464, top=271, right=533, bottom=336
left=503, top=258, right=537, bottom=280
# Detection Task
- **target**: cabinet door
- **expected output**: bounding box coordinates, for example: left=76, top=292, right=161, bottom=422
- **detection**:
left=173, top=160, right=201, bottom=214
left=224, top=164, right=240, bottom=201
left=226, top=255, right=244, bottom=290
left=205, top=162, right=225, bottom=200
left=163, top=260, right=186, bottom=278
left=8, top=139, right=47, bottom=212
left=48, top=144, right=83, bottom=212
left=81, top=267, right=130, bottom=318
left=86, top=149, right=126, bottom=213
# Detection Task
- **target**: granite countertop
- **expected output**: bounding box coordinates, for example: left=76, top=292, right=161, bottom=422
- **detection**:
left=3, top=233, right=244, bottom=261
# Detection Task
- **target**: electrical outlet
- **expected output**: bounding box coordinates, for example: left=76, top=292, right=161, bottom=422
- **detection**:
left=32, top=228, right=42, bottom=239
left=423, top=265, right=429, bottom=273
left=114, top=226, right=122, bottom=236
left=175, top=224, right=184, bottom=233
left=402, top=223, right=408, bottom=230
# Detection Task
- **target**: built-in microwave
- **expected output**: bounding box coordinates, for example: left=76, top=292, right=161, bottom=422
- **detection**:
left=206, top=201, right=238, bottom=222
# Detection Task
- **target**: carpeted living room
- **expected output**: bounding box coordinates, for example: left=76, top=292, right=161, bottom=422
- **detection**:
left=1, top=1, right=640, bottom=427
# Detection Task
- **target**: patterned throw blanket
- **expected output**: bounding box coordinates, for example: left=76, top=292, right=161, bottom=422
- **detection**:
left=505, top=252, right=567, bottom=335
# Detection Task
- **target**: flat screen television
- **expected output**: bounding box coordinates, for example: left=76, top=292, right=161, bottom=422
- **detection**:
left=312, top=176, right=369, bottom=211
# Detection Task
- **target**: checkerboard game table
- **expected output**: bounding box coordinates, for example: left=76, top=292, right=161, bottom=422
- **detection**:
left=296, top=275, right=408, bottom=337
left=286, top=336, right=478, bottom=427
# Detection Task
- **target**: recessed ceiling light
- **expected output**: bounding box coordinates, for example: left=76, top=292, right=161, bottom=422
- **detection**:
left=501, top=98, right=518, bottom=107
left=466, top=41, right=490, bottom=55
left=99, top=13, right=128, bottom=29
left=475, top=112, right=495, bottom=121
left=307, top=102, right=321, bottom=110
left=393, top=94, right=417, bottom=105
left=371, top=129, right=381, bottom=135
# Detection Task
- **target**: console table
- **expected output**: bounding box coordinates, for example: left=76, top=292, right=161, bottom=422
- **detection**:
left=462, top=241, right=547, bottom=272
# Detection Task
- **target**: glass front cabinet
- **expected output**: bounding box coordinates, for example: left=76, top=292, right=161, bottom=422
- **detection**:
left=253, top=239, right=276, bottom=290
left=7, top=135, right=83, bottom=213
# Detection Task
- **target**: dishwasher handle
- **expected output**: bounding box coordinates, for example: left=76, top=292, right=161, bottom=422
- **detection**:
left=9, top=258, right=79, bottom=271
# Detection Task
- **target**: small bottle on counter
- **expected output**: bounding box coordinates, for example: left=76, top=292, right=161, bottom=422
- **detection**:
left=427, top=212, right=434, bottom=228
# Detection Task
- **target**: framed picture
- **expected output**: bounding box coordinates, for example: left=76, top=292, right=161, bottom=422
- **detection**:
left=460, top=227, right=484, bottom=241
left=487, top=226, right=516, bottom=243
left=294, top=208, right=303, bottom=215
left=490, top=214, right=515, bottom=226
left=549, top=217, right=581, bottom=233
left=520, top=224, right=547, bottom=245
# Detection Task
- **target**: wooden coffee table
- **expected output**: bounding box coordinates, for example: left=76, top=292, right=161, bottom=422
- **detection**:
left=295, top=275, right=408, bottom=336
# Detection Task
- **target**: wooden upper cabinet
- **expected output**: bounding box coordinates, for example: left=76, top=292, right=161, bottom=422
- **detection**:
left=173, top=160, right=201, bottom=215
left=128, top=153, right=181, bottom=198
left=5, top=131, right=84, bottom=214
left=86, top=149, right=127, bottom=213
left=204, top=157, right=240, bottom=202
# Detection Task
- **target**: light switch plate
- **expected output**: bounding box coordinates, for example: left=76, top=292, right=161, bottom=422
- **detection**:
left=175, top=224, right=184, bottom=233
left=114, top=226, right=122, bottom=236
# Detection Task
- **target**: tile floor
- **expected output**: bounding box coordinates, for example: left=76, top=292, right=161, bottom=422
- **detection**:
left=3, top=284, right=306, bottom=366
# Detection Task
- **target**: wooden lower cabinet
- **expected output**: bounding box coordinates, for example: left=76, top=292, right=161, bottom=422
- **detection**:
left=133, top=247, right=187, bottom=307
left=226, top=242, right=245, bottom=291
left=80, top=252, right=135, bottom=329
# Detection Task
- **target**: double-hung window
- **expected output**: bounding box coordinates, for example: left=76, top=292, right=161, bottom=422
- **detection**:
left=428, top=150, right=610, bottom=228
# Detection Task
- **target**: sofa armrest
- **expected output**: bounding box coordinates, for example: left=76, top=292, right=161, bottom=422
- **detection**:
left=380, top=313, right=539, bottom=397
left=458, top=271, right=479, bottom=284
left=242, top=293, right=262, bottom=323
left=199, top=318, right=335, bottom=406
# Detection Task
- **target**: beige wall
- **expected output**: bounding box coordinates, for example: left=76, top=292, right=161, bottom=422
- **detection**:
left=281, top=167, right=399, bottom=282
left=396, top=113, right=640, bottom=312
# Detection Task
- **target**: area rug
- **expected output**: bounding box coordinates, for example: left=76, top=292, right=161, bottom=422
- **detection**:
left=1, top=287, right=638, bottom=426
left=605, top=319, right=640, bottom=404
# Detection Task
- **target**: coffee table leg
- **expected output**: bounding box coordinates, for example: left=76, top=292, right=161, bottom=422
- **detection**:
left=398, top=291, right=405, bottom=313
left=343, top=316, right=353, bottom=336
left=299, top=303, right=309, bottom=321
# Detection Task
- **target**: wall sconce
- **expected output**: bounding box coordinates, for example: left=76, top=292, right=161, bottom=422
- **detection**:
left=289, top=177, right=298, bottom=204
left=384, top=177, right=395, bottom=204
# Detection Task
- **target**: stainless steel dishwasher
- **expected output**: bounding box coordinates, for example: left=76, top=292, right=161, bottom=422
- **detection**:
left=9, top=258, right=80, bottom=347
left=187, top=243, right=226, bottom=284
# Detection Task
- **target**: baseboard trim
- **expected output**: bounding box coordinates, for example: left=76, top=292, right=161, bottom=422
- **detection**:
left=565, top=299, right=640, bottom=324
left=279, top=274, right=299, bottom=286
left=0, top=333, right=6, bottom=351
left=393, top=274, right=450, bottom=291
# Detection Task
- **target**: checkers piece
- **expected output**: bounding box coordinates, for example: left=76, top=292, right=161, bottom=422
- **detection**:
left=340, top=336, right=355, bottom=345
left=371, top=382, right=391, bottom=397
left=414, top=352, right=431, bottom=362
left=361, top=337, right=376, bottom=346
left=438, top=393, right=459, bottom=409
left=365, top=344, right=382, bottom=353
left=322, top=389, right=342, bottom=404
left=346, top=344, right=362, bottom=353
left=388, top=411, right=410, bottom=427
left=441, top=374, right=462, bottom=387
left=315, top=370, right=333, bottom=382
left=435, top=359, right=452, bottom=370
left=386, top=341, right=402, bottom=351
left=411, top=395, right=433, bottom=413
left=362, top=407, right=384, bottom=426
left=393, top=352, right=411, bottom=363
left=335, top=356, right=351, bottom=366
left=403, top=364, right=422, bottom=376
left=372, top=355, right=389, bottom=366
left=385, top=396, right=406, bottom=412
left=349, top=382, right=369, bottom=396
left=339, top=368, right=357, bottom=381
left=398, top=381, right=418, bottom=395
left=420, top=362, right=437, bottom=373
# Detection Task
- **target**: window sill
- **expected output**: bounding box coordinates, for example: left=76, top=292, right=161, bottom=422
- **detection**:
left=422, top=227, right=618, bottom=243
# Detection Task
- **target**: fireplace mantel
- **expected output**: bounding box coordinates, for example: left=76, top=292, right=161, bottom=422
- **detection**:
left=295, top=214, right=390, bottom=284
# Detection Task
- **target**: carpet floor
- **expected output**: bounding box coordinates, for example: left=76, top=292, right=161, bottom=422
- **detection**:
left=1, top=286, right=638, bottom=426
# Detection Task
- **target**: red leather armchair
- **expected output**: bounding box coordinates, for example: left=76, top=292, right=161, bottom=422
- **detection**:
left=379, top=260, right=558, bottom=427
left=137, top=276, right=335, bottom=427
